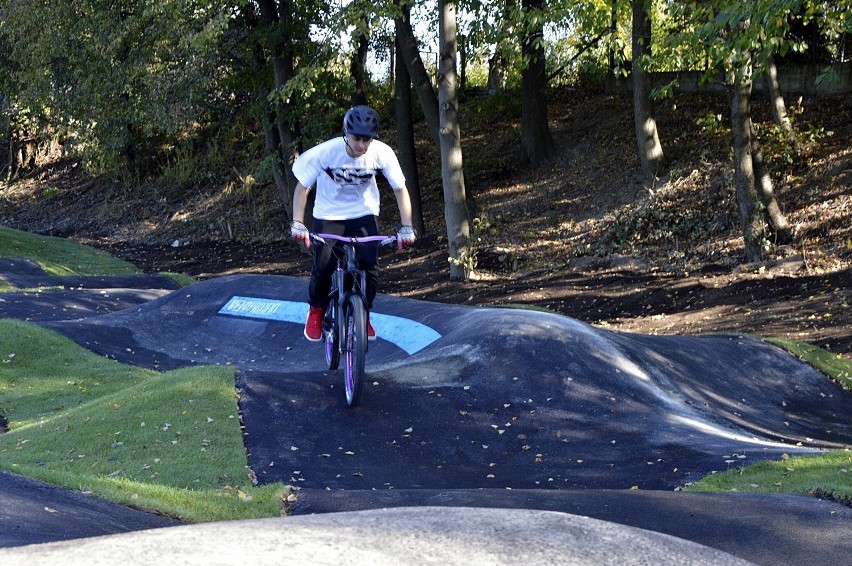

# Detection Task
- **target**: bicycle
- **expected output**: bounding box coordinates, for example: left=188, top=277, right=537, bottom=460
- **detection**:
left=310, top=232, right=397, bottom=407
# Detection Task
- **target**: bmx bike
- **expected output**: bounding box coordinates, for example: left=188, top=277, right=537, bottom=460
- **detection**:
left=310, top=233, right=397, bottom=407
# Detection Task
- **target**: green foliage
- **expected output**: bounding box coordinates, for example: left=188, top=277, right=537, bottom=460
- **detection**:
left=275, top=64, right=353, bottom=147
left=0, top=0, right=235, bottom=172
left=463, top=61, right=491, bottom=89
left=658, top=0, right=851, bottom=83
left=695, top=111, right=726, bottom=136
left=751, top=98, right=833, bottom=177
left=158, top=143, right=206, bottom=191
left=1, top=0, right=848, bottom=194
left=464, top=89, right=522, bottom=123
left=651, top=79, right=679, bottom=100
left=448, top=214, right=493, bottom=275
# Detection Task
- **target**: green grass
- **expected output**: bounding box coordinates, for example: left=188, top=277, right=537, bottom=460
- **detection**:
left=161, top=271, right=197, bottom=287
left=0, top=226, right=279, bottom=521
left=687, top=450, right=852, bottom=505
left=0, top=225, right=139, bottom=277
left=0, top=320, right=286, bottom=521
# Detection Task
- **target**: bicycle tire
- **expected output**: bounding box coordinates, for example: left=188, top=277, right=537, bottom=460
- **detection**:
left=343, top=293, right=367, bottom=407
left=323, top=301, right=340, bottom=370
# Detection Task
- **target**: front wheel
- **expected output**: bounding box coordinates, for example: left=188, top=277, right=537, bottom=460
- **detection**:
left=343, top=293, right=367, bottom=407
left=323, top=301, right=340, bottom=370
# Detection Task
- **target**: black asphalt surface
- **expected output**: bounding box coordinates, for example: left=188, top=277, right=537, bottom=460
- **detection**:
left=0, top=260, right=850, bottom=565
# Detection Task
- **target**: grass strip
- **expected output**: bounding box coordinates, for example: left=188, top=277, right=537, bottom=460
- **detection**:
left=687, top=450, right=852, bottom=506
left=0, top=225, right=139, bottom=277
left=0, top=320, right=286, bottom=521
left=765, top=337, right=852, bottom=392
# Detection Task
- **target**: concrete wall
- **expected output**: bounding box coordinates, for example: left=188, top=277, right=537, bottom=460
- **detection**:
left=618, top=62, right=852, bottom=97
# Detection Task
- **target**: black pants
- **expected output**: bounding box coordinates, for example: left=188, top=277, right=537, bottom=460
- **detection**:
left=309, top=215, right=379, bottom=310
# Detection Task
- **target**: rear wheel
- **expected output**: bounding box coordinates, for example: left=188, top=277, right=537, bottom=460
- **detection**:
left=323, top=301, right=340, bottom=370
left=343, top=293, right=366, bottom=407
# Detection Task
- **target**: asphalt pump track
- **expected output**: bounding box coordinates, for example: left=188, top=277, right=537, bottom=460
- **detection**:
left=0, top=261, right=850, bottom=564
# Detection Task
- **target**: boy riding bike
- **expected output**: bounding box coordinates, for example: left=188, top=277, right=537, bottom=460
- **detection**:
left=290, top=105, right=416, bottom=341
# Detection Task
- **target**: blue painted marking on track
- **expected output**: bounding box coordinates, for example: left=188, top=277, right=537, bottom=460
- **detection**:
left=369, top=312, right=442, bottom=355
left=219, top=296, right=441, bottom=355
left=220, top=296, right=307, bottom=323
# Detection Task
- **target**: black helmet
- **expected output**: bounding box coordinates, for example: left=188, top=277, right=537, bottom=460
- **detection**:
left=343, top=105, right=381, bottom=139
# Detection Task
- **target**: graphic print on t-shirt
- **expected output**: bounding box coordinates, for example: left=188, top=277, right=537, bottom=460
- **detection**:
left=324, top=166, right=376, bottom=189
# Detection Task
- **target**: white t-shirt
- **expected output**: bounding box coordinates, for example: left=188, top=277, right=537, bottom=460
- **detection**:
left=292, top=137, right=406, bottom=221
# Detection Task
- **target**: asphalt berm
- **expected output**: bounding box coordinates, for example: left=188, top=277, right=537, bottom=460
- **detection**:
left=0, top=260, right=849, bottom=565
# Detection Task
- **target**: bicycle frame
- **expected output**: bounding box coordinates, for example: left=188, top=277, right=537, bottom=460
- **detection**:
left=311, top=233, right=395, bottom=407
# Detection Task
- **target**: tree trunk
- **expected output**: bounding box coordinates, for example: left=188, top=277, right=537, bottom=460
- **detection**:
left=632, top=0, right=664, bottom=183
left=487, top=51, right=509, bottom=93
left=258, top=0, right=298, bottom=216
left=606, top=0, right=618, bottom=92
left=520, top=0, right=554, bottom=166
left=394, top=4, right=441, bottom=149
left=749, top=121, right=793, bottom=244
left=438, top=0, right=471, bottom=280
left=350, top=23, right=369, bottom=106
left=1, top=95, right=9, bottom=181
left=459, top=34, right=467, bottom=91
left=260, top=109, right=288, bottom=205
left=764, top=53, right=801, bottom=155
left=122, top=122, right=138, bottom=177
left=395, top=16, right=425, bottom=235
left=486, top=0, right=514, bottom=93
left=730, top=72, right=766, bottom=262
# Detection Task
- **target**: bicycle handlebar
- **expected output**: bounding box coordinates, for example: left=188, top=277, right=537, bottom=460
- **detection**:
left=311, top=233, right=397, bottom=248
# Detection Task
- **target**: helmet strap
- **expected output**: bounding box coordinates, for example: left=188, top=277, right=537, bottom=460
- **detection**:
left=343, top=134, right=357, bottom=157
